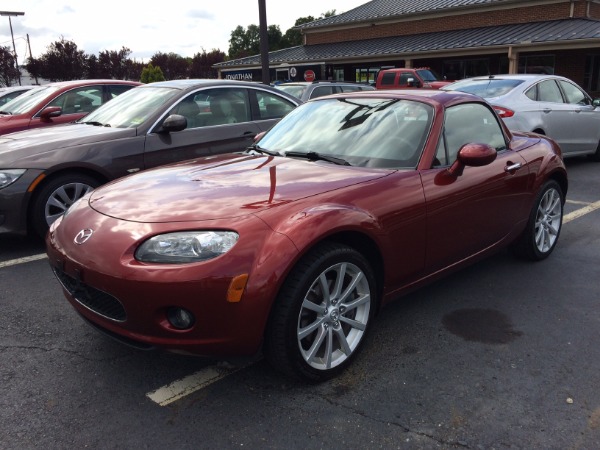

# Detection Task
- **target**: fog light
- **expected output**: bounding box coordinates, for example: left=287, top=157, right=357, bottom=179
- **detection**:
left=167, top=307, right=195, bottom=330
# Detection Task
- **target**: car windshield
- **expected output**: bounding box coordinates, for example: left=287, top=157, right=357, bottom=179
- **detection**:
left=78, top=86, right=180, bottom=128
left=416, top=69, right=441, bottom=82
left=274, top=85, right=307, bottom=100
left=257, top=97, right=433, bottom=169
left=0, top=86, right=60, bottom=114
left=442, top=78, right=525, bottom=98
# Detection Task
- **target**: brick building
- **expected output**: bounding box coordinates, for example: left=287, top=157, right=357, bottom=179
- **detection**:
left=215, top=0, right=600, bottom=95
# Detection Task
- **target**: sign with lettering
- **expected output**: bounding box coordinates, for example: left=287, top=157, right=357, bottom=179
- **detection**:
left=304, top=70, right=315, bottom=82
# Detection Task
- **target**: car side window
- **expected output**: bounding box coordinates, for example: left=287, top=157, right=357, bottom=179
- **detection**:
left=339, top=85, right=360, bottom=93
left=310, top=86, right=335, bottom=99
left=558, top=80, right=591, bottom=105
left=167, top=93, right=204, bottom=129
left=107, top=84, right=135, bottom=99
left=536, top=80, right=564, bottom=103
left=48, top=87, right=103, bottom=114
left=434, top=103, right=506, bottom=167
left=380, top=72, right=396, bottom=86
left=255, top=90, right=296, bottom=120
left=199, top=88, right=251, bottom=127
left=399, top=73, right=413, bottom=87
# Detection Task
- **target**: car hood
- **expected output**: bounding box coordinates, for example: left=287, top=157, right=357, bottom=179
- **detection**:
left=0, top=124, right=132, bottom=165
left=88, top=153, right=390, bottom=222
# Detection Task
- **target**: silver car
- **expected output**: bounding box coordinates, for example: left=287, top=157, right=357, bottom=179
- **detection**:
left=442, top=74, right=600, bottom=160
left=274, top=81, right=375, bottom=102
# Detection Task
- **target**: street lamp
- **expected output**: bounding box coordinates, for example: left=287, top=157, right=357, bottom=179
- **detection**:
left=0, top=11, right=25, bottom=86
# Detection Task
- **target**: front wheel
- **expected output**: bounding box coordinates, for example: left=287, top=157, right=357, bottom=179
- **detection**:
left=264, top=243, right=377, bottom=382
left=587, top=140, right=600, bottom=162
left=511, top=180, right=564, bottom=261
left=30, top=173, right=100, bottom=239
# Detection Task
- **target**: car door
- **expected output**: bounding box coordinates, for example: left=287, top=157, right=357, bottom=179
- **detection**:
left=524, top=79, right=577, bottom=154
left=143, top=87, right=262, bottom=169
left=249, top=88, right=298, bottom=132
left=556, top=79, right=600, bottom=154
left=419, top=102, right=530, bottom=272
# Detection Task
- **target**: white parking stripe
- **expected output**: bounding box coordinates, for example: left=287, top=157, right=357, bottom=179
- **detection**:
left=146, top=363, right=249, bottom=406
left=0, top=253, right=47, bottom=269
left=563, top=199, right=600, bottom=224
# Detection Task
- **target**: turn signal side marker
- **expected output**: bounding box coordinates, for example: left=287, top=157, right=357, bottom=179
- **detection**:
left=27, top=173, right=47, bottom=192
left=227, top=274, right=249, bottom=303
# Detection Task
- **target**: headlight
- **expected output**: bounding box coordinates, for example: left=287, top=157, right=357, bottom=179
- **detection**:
left=0, top=169, right=26, bottom=189
left=135, top=231, right=239, bottom=263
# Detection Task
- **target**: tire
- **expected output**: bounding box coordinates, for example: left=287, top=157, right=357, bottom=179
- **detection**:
left=31, top=173, right=100, bottom=239
left=264, top=242, right=377, bottom=382
left=511, top=180, right=564, bottom=261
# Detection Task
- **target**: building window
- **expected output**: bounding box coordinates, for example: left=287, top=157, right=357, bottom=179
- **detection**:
left=584, top=55, right=600, bottom=93
left=354, top=67, right=379, bottom=84
left=442, top=59, right=490, bottom=80
left=518, top=55, right=555, bottom=74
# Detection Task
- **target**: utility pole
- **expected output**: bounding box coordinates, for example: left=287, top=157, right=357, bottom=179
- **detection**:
left=258, top=0, right=269, bottom=85
left=0, top=11, right=25, bottom=86
left=26, top=34, right=38, bottom=85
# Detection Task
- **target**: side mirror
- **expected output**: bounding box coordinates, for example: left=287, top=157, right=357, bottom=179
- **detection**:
left=159, top=114, right=187, bottom=133
left=448, top=143, right=497, bottom=177
left=39, top=106, right=62, bottom=120
left=593, top=99, right=600, bottom=108
left=406, top=77, right=415, bottom=87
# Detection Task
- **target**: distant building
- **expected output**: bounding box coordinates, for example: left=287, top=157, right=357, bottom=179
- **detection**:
left=215, top=0, right=600, bottom=95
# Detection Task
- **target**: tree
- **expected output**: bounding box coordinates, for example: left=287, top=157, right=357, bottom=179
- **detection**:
left=24, top=37, right=88, bottom=81
left=229, top=24, right=286, bottom=59
left=189, top=49, right=226, bottom=79
left=282, top=16, right=315, bottom=48
left=94, top=47, right=132, bottom=79
left=140, top=63, right=165, bottom=83
left=149, top=52, right=189, bottom=80
left=0, top=46, right=20, bottom=87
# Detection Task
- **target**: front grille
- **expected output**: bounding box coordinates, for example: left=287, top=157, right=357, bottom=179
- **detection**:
left=52, top=266, right=127, bottom=322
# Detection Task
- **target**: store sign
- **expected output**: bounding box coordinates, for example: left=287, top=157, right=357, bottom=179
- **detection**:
left=225, top=73, right=253, bottom=81
left=290, top=67, right=297, bottom=77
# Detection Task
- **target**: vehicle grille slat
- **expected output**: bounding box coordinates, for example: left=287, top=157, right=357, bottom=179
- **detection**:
left=52, top=267, right=127, bottom=322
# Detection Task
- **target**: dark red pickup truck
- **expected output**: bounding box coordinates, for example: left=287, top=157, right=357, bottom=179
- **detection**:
left=376, top=68, right=453, bottom=90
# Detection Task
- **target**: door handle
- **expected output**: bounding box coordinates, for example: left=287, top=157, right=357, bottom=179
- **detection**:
left=543, top=108, right=552, bottom=114
left=504, top=162, right=522, bottom=172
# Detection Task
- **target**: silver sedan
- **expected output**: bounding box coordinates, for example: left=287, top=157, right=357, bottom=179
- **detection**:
left=442, top=74, right=600, bottom=160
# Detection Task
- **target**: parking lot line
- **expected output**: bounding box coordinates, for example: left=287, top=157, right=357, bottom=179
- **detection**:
left=0, top=253, right=47, bottom=269
left=146, top=363, right=250, bottom=406
left=563, top=199, right=600, bottom=224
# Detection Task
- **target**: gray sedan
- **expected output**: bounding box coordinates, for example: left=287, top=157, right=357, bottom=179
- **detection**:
left=0, top=79, right=300, bottom=237
left=442, top=74, right=600, bottom=160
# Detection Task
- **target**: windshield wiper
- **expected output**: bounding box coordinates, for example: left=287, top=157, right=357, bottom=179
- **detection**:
left=245, top=143, right=280, bottom=157
left=285, top=151, right=351, bottom=166
left=0, top=110, right=12, bottom=115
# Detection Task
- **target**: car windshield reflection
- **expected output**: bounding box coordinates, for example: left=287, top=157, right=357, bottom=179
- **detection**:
left=258, top=98, right=433, bottom=169
left=0, top=86, right=59, bottom=115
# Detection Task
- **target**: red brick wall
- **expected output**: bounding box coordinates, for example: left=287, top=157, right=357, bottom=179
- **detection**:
left=306, top=3, right=576, bottom=45
left=590, top=2, right=600, bottom=19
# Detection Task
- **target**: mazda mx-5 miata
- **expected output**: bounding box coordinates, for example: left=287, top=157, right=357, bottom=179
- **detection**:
left=46, top=90, right=567, bottom=381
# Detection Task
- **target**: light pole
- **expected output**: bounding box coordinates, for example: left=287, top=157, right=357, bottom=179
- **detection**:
left=0, top=11, right=25, bottom=86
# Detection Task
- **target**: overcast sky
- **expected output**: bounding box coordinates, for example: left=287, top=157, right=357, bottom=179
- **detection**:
left=1, top=0, right=368, bottom=64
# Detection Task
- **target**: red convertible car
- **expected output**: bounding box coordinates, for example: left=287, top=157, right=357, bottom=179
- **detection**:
left=46, top=90, right=567, bottom=381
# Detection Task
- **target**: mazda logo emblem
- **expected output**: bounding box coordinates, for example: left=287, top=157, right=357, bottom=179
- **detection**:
left=74, top=229, right=94, bottom=245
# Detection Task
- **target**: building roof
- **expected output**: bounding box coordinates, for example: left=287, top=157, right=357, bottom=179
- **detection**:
left=300, top=0, right=518, bottom=29
left=216, top=18, right=600, bottom=69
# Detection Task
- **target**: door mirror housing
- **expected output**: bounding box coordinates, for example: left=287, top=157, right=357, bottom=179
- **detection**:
left=448, top=143, right=497, bottom=177
left=159, top=114, right=187, bottom=133
left=39, top=106, right=62, bottom=120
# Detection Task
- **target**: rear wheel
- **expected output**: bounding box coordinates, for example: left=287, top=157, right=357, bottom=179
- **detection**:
left=31, top=173, right=100, bottom=238
left=264, top=243, right=377, bottom=382
left=511, top=180, right=563, bottom=261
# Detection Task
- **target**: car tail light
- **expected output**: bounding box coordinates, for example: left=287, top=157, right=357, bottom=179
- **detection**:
left=493, top=105, right=514, bottom=118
